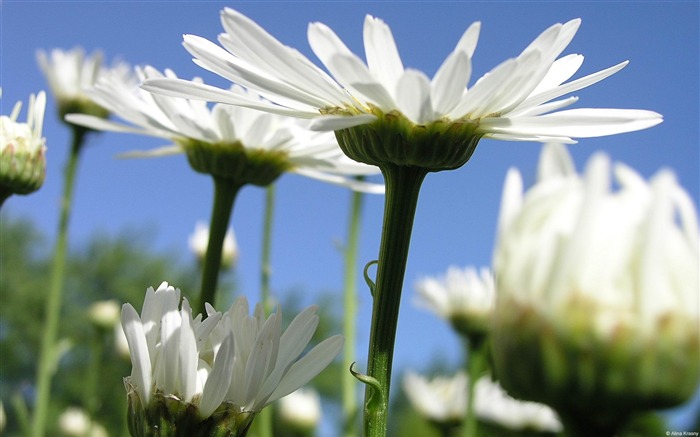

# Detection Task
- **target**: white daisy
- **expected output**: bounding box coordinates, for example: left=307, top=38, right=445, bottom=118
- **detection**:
left=143, top=9, right=662, bottom=143
left=37, top=46, right=130, bottom=119
left=189, top=221, right=238, bottom=269
left=121, top=282, right=343, bottom=428
left=414, top=266, right=494, bottom=339
left=66, top=65, right=383, bottom=193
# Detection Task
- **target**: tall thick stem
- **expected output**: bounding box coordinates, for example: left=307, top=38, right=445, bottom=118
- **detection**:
left=197, top=176, right=241, bottom=314
left=342, top=178, right=366, bottom=437
left=32, top=126, right=87, bottom=437
left=363, top=165, right=427, bottom=437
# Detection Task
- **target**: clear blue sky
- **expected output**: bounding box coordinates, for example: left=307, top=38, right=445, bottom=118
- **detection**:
left=2, top=0, right=698, bottom=427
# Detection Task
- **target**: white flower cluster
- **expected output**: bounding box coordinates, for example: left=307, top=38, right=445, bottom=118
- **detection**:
left=121, top=282, right=343, bottom=418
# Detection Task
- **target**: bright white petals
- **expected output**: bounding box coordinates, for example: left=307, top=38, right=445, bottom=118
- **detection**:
left=121, top=286, right=342, bottom=418
left=143, top=9, right=662, bottom=146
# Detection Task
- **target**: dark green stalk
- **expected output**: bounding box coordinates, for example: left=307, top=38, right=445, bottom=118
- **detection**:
left=342, top=178, right=366, bottom=437
left=363, top=165, right=427, bottom=437
left=32, top=126, right=88, bottom=437
left=198, top=176, right=241, bottom=314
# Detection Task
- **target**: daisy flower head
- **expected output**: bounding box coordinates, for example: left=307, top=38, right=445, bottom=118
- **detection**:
left=403, top=371, right=468, bottom=428
left=415, top=266, right=494, bottom=341
left=0, top=89, right=47, bottom=203
left=37, top=47, right=131, bottom=121
left=67, top=65, right=382, bottom=193
left=491, top=143, right=699, bottom=432
left=189, top=221, right=238, bottom=269
left=121, top=282, right=343, bottom=436
left=144, top=9, right=662, bottom=173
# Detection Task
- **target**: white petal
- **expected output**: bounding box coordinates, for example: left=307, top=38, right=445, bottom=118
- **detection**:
left=218, top=10, right=347, bottom=106
left=308, top=114, right=377, bottom=131
left=267, top=335, right=343, bottom=404
left=537, top=143, right=576, bottom=181
left=395, top=70, right=434, bottom=125
left=512, top=61, right=628, bottom=115
left=200, top=335, right=235, bottom=418
left=449, top=58, right=518, bottom=118
left=480, top=108, right=663, bottom=138
left=293, top=168, right=385, bottom=194
left=142, top=78, right=317, bottom=119
left=325, top=53, right=395, bottom=109
left=363, top=15, right=404, bottom=91
left=431, top=51, right=470, bottom=116
left=454, top=22, right=481, bottom=58
left=178, top=299, right=199, bottom=401
left=121, top=304, right=152, bottom=404
left=528, top=54, right=584, bottom=96
left=117, top=145, right=184, bottom=159
left=64, top=114, right=169, bottom=139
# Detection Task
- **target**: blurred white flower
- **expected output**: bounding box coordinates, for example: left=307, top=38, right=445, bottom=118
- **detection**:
left=491, top=143, right=700, bottom=427
left=66, top=65, right=383, bottom=193
left=88, top=299, right=121, bottom=329
left=475, top=378, right=562, bottom=432
left=402, top=371, right=467, bottom=424
left=144, top=9, right=661, bottom=142
left=189, top=221, right=238, bottom=269
left=278, top=387, right=322, bottom=432
left=58, top=407, right=108, bottom=437
left=415, top=266, right=494, bottom=339
left=37, top=47, right=130, bottom=119
left=121, top=282, right=343, bottom=430
left=0, top=400, right=5, bottom=432
left=0, top=89, right=47, bottom=201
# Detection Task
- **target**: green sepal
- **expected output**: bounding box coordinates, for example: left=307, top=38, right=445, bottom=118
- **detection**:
left=179, top=138, right=292, bottom=187
left=0, top=144, right=46, bottom=196
left=125, top=378, right=256, bottom=437
left=491, top=299, right=700, bottom=436
left=330, top=107, right=483, bottom=172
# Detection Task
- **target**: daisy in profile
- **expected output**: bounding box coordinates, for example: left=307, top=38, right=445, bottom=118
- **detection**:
left=68, top=65, right=382, bottom=313
left=143, top=10, right=662, bottom=436
left=0, top=89, right=47, bottom=206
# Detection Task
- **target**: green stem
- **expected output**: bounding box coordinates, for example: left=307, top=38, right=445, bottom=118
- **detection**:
left=463, top=337, right=487, bottom=437
left=342, top=178, right=366, bottom=437
left=253, top=184, right=276, bottom=437
left=363, top=165, right=427, bottom=437
left=261, top=184, right=275, bottom=315
left=198, top=176, right=241, bottom=315
left=32, top=126, right=87, bottom=437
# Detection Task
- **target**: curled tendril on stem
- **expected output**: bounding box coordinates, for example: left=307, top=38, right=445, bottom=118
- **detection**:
left=350, top=362, right=385, bottom=416
left=363, top=260, right=378, bottom=298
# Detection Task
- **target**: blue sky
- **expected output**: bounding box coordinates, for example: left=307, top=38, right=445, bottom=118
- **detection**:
left=2, top=0, right=699, bottom=426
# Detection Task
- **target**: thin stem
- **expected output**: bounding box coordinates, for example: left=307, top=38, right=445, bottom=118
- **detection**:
left=254, top=184, right=276, bottom=437
left=363, top=165, right=427, bottom=437
left=198, top=176, right=241, bottom=315
left=463, top=337, right=487, bottom=437
left=261, top=184, right=275, bottom=315
left=32, top=126, right=87, bottom=437
left=342, top=178, right=366, bottom=437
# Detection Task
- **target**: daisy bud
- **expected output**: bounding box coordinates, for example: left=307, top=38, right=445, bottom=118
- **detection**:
left=0, top=90, right=47, bottom=203
left=491, top=144, right=700, bottom=435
